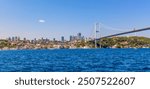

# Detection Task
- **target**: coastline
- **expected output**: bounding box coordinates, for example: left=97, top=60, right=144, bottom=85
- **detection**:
left=0, top=47, right=150, bottom=51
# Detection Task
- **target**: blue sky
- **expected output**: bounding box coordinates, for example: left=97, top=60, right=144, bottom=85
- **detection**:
left=0, top=0, right=150, bottom=40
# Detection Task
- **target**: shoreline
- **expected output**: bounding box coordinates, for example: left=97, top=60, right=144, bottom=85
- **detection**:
left=0, top=47, right=150, bottom=51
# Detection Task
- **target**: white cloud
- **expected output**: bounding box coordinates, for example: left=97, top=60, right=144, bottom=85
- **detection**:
left=38, top=19, right=46, bottom=23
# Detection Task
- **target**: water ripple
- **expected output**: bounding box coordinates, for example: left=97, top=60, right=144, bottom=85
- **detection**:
left=0, top=49, right=150, bottom=72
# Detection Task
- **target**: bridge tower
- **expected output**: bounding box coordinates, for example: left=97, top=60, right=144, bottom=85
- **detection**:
left=94, top=23, right=100, bottom=48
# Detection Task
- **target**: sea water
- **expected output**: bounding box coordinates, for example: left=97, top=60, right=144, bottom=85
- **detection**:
left=0, top=49, right=150, bottom=72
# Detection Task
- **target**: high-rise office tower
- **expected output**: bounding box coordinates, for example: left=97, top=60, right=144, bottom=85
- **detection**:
left=77, top=33, right=82, bottom=40
left=61, top=36, right=65, bottom=42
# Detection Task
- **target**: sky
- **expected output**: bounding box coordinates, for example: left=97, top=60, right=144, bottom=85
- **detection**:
left=0, top=0, right=150, bottom=40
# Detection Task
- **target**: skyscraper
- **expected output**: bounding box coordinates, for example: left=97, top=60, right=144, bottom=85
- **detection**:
left=77, top=33, right=82, bottom=40
left=70, top=36, right=73, bottom=41
left=70, top=35, right=76, bottom=41
left=12, top=37, right=15, bottom=41
left=15, top=36, right=18, bottom=41
left=61, top=36, right=65, bottom=42
left=53, top=38, right=56, bottom=41
left=8, top=37, right=11, bottom=41
left=23, top=38, right=26, bottom=41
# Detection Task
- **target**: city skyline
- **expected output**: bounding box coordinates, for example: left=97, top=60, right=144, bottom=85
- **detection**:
left=5, top=32, right=85, bottom=41
left=1, top=0, right=150, bottom=40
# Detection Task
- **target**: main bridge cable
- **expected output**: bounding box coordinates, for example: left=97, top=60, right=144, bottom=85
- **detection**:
left=100, top=23, right=131, bottom=32
left=97, top=27, right=150, bottom=40
left=98, top=23, right=132, bottom=38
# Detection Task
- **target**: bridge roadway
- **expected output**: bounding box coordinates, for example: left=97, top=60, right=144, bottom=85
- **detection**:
left=97, top=27, right=150, bottom=40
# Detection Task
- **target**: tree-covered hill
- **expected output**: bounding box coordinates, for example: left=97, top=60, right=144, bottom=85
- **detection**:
left=99, top=36, right=150, bottom=48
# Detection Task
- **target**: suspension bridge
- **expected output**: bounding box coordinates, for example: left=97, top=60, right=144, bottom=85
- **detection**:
left=99, top=27, right=150, bottom=39
left=91, top=23, right=150, bottom=48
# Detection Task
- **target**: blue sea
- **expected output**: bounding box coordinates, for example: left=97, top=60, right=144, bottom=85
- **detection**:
left=0, top=48, right=150, bottom=72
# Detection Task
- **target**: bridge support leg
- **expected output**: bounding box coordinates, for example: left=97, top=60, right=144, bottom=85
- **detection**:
left=94, top=23, right=101, bottom=48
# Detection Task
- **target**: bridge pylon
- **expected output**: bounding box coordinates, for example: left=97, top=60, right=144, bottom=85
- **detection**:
left=94, top=22, right=101, bottom=48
